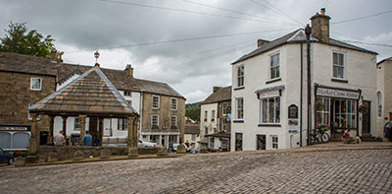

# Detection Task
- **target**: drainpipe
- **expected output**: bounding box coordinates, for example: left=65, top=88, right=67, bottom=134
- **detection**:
left=305, top=24, right=312, bottom=145
left=300, top=43, right=304, bottom=147
left=139, top=92, right=143, bottom=139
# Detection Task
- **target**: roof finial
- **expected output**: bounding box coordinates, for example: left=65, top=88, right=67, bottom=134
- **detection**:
left=94, top=50, right=100, bottom=67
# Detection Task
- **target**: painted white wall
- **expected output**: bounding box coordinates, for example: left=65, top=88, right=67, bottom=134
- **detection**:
left=231, top=42, right=377, bottom=151
left=200, top=103, right=218, bottom=138
left=377, top=59, right=392, bottom=138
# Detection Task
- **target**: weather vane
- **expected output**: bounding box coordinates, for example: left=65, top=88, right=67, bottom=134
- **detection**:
left=94, top=50, right=100, bottom=64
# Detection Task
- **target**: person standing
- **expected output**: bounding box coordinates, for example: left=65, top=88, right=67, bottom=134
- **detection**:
left=82, top=131, right=92, bottom=146
left=54, top=130, right=65, bottom=146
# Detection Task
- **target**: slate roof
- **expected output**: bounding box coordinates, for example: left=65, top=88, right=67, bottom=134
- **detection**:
left=202, top=86, right=231, bottom=104
left=377, top=57, right=392, bottom=65
left=232, top=29, right=378, bottom=64
left=58, top=63, right=184, bottom=99
left=184, top=124, right=200, bottom=134
left=29, top=66, right=137, bottom=117
left=0, top=52, right=58, bottom=76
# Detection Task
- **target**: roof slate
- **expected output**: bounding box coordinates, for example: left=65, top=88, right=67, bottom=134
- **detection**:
left=202, top=86, right=231, bottom=104
left=0, top=52, right=58, bottom=76
left=29, top=66, right=136, bottom=117
left=232, top=29, right=377, bottom=64
left=184, top=124, right=200, bottom=134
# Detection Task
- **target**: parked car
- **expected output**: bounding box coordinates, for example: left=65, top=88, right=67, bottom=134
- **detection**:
left=172, top=143, right=191, bottom=153
left=138, top=139, right=156, bottom=148
left=0, top=148, right=14, bottom=165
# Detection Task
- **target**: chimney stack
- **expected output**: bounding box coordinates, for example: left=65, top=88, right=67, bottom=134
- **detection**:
left=310, top=8, right=331, bottom=43
left=125, top=64, right=134, bottom=78
left=257, top=39, right=270, bottom=47
left=213, top=86, right=221, bottom=93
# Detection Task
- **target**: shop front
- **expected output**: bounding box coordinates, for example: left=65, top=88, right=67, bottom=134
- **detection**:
left=314, top=84, right=361, bottom=136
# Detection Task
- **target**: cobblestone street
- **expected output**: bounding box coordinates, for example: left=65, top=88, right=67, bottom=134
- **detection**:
left=0, top=142, right=391, bottom=194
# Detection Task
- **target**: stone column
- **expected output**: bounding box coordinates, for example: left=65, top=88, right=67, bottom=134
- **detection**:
left=29, top=113, right=39, bottom=155
left=49, top=115, right=55, bottom=143
left=128, top=116, right=139, bottom=158
left=61, top=116, right=68, bottom=139
left=99, top=117, right=104, bottom=146
left=79, top=115, right=87, bottom=145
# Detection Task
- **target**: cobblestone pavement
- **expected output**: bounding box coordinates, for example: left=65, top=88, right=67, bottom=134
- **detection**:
left=1, top=143, right=391, bottom=194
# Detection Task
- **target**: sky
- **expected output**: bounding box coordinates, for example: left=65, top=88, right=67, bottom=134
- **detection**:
left=1, top=0, right=391, bottom=103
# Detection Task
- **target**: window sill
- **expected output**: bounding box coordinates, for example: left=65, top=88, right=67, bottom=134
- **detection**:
left=30, top=89, right=42, bottom=91
left=331, top=78, right=348, bottom=83
left=233, top=120, right=244, bottom=123
left=258, top=123, right=281, bottom=127
left=266, top=78, right=281, bottom=84
left=234, top=87, right=245, bottom=91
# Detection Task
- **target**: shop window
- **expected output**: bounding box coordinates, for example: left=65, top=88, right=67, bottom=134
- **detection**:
left=236, top=98, right=244, bottom=120
left=333, top=52, right=345, bottom=79
left=377, top=92, right=382, bottom=117
left=118, top=118, right=128, bottom=131
left=260, top=97, right=280, bottom=124
left=271, top=136, right=278, bottom=149
left=237, top=65, right=244, bottom=87
left=333, top=99, right=357, bottom=128
left=316, top=97, right=331, bottom=126
left=30, top=77, right=42, bottom=91
left=270, top=53, right=280, bottom=79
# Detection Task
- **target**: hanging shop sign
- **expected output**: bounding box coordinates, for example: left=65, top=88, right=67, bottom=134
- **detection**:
left=316, top=87, right=360, bottom=100
left=288, top=104, right=298, bottom=119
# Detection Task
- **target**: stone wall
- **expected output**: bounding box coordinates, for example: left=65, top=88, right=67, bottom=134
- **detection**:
left=0, top=71, right=56, bottom=131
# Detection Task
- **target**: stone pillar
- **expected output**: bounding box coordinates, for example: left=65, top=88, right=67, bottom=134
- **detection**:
left=99, top=117, right=104, bottom=146
left=79, top=115, right=87, bottom=145
left=62, top=116, right=68, bottom=139
left=128, top=116, right=139, bottom=158
left=29, top=113, right=39, bottom=155
left=49, top=115, right=55, bottom=143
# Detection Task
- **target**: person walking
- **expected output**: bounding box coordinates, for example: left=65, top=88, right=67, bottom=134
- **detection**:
left=82, top=131, right=92, bottom=146
left=54, top=130, right=65, bottom=146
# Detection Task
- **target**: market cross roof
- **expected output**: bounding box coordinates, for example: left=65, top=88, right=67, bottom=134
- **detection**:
left=232, top=29, right=377, bottom=64
left=29, top=66, right=137, bottom=117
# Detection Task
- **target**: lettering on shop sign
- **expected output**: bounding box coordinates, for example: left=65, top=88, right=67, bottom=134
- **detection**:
left=0, top=126, right=30, bottom=131
left=316, top=88, right=360, bottom=100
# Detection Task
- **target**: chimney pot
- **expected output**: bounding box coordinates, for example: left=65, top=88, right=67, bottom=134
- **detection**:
left=125, top=64, right=134, bottom=78
left=310, top=9, right=331, bottom=43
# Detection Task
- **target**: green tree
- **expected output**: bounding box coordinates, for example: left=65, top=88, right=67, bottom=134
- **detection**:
left=185, top=102, right=201, bottom=122
left=0, top=22, right=55, bottom=58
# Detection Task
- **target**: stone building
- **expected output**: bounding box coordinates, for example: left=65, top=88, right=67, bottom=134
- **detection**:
left=0, top=52, right=57, bottom=151
left=199, top=86, right=231, bottom=151
left=376, top=57, right=392, bottom=138
left=184, top=122, right=200, bottom=150
left=231, top=9, right=378, bottom=151
left=0, top=52, right=185, bottom=150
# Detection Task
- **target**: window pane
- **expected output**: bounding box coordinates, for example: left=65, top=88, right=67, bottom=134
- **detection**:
left=338, top=67, right=344, bottom=78
left=268, top=98, right=274, bottom=123
left=338, top=54, right=344, bottom=66
left=333, top=53, right=337, bottom=65
left=276, top=97, right=280, bottom=123
left=262, top=99, right=268, bottom=123
left=333, top=66, right=338, bottom=78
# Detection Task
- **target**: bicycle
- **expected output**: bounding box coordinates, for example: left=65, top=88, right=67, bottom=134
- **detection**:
left=309, top=129, right=330, bottom=144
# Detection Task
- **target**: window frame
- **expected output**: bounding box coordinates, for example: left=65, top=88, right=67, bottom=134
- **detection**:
left=74, top=117, right=81, bottom=131
left=151, top=114, right=159, bottom=127
left=270, top=53, right=280, bottom=80
left=171, top=98, right=178, bottom=111
left=124, top=90, right=132, bottom=97
left=211, top=110, right=215, bottom=122
left=236, top=97, right=244, bottom=120
left=259, top=97, right=280, bottom=124
left=30, top=77, right=42, bottom=91
left=332, top=52, right=346, bottom=80
left=237, top=65, right=244, bottom=88
left=152, top=95, right=160, bottom=109
left=118, top=118, right=128, bottom=131
left=170, top=115, right=177, bottom=127
left=271, top=135, right=278, bottom=149
left=204, top=110, right=208, bottom=121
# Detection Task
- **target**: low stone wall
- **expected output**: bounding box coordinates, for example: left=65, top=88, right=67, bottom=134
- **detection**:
left=36, top=146, right=159, bottom=163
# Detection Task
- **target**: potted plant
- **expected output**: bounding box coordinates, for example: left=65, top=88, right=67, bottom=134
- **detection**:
left=359, top=104, right=368, bottom=114
left=315, top=101, right=324, bottom=111
left=316, top=123, right=331, bottom=132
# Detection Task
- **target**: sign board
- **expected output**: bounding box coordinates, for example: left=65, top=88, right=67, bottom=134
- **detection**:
left=288, top=104, right=298, bottom=119
left=288, top=120, right=298, bottom=133
left=316, top=87, right=360, bottom=100
left=0, top=125, right=31, bottom=131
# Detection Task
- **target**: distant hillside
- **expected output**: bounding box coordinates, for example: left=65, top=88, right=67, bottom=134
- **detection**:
left=186, top=101, right=201, bottom=122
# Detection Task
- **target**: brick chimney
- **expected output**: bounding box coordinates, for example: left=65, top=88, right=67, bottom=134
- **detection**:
left=213, top=86, right=221, bottom=93
left=257, top=39, right=270, bottom=47
left=125, top=64, right=134, bottom=78
left=310, top=8, right=331, bottom=43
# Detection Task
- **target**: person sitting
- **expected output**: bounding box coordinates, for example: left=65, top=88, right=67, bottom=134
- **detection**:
left=93, top=135, right=101, bottom=146
left=82, top=131, right=92, bottom=146
left=54, top=130, right=65, bottom=146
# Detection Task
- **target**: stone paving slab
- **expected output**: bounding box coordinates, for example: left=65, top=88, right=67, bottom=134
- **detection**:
left=0, top=142, right=391, bottom=194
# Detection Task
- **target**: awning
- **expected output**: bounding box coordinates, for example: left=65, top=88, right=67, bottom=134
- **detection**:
left=255, top=85, right=285, bottom=99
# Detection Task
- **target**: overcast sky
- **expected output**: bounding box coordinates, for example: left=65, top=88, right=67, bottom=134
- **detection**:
left=1, top=0, right=391, bottom=103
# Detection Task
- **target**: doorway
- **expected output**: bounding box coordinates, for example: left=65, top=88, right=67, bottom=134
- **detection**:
left=235, top=133, right=242, bottom=151
left=362, top=101, right=371, bottom=134
left=256, top=135, right=266, bottom=150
